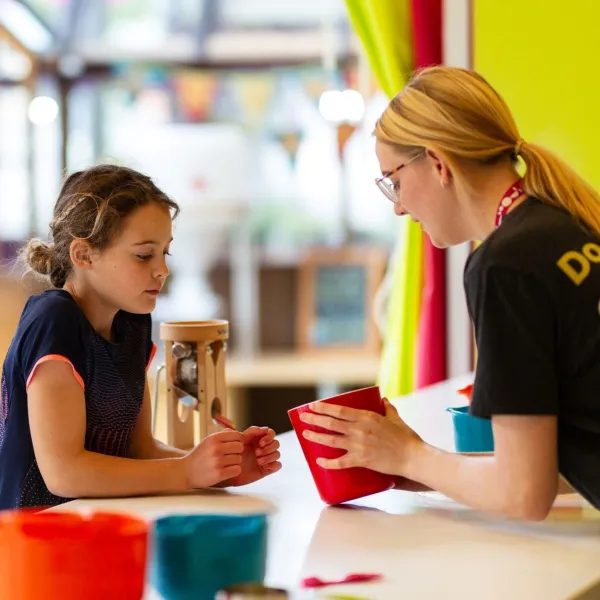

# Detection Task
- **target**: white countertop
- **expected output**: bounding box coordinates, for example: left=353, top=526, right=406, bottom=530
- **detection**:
left=52, top=375, right=600, bottom=600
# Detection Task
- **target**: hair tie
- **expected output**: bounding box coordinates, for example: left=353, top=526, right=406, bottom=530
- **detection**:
left=514, top=138, right=525, bottom=156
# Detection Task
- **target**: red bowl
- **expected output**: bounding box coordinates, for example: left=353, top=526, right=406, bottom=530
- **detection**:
left=0, top=510, right=148, bottom=600
left=288, top=386, right=395, bottom=505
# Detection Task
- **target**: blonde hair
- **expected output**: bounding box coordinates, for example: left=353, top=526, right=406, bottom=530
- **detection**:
left=374, top=65, right=600, bottom=237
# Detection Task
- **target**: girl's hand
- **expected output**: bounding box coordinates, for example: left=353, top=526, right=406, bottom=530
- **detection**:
left=299, top=398, right=422, bottom=475
left=183, top=430, right=245, bottom=488
left=226, top=426, right=282, bottom=487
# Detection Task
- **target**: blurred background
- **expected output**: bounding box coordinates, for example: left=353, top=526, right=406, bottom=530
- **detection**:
left=1, top=0, right=597, bottom=440
left=0, top=0, right=396, bottom=438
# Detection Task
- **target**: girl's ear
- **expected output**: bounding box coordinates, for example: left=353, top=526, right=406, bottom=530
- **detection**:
left=69, top=239, right=93, bottom=270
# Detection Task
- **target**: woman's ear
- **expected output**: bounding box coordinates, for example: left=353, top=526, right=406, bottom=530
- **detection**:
left=425, top=148, right=453, bottom=187
left=69, top=239, right=93, bottom=270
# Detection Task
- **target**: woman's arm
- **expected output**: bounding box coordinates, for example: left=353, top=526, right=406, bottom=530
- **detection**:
left=28, top=361, right=243, bottom=498
left=128, top=379, right=187, bottom=459
left=403, top=415, right=558, bottom=520
left=301, top=402, right=558, bottom=521
left=394, top=455, right=573, bottom=496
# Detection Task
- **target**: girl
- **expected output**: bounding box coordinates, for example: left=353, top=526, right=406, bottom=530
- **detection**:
left=0, top=164, right=281, bottom=510
left=300, top=66, right=600, bottom=520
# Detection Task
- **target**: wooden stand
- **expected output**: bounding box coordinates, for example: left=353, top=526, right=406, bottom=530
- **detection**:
left=160, top=320, right=229, bottom=449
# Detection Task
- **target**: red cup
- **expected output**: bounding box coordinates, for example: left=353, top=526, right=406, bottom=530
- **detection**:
left=288, top=386, right=396, bottom=505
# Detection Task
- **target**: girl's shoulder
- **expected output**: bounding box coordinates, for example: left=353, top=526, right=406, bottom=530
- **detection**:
left=5, top=290, right=91, bottom=388
left=20, top=289, right=90, bottom=332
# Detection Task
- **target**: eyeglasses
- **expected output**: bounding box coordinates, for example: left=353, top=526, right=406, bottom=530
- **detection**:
left=374, top=153, right=423, bottom=203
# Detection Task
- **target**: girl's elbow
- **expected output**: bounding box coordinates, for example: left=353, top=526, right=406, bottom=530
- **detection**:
left=41, top=468, right=80, bottom=499
left=45, top=480, right=78, bottom=499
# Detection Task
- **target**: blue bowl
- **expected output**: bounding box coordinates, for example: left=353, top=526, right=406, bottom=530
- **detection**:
left=150, top=514, right=268, bottom=600
left=446, top=406, right=494, bottom=452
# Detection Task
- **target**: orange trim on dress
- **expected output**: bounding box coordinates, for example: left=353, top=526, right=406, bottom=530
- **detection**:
left=26, top=355, right=85, bottom=392
left=146, top=343, right=157, bottom=372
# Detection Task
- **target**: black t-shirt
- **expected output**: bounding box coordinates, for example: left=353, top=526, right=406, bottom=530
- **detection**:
left=0, top=289, right=156, bottom=510
left=465, top=197, right=600, bottom=508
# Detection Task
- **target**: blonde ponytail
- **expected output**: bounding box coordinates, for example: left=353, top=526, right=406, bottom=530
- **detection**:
left=519, top=142, right=600, bottom=237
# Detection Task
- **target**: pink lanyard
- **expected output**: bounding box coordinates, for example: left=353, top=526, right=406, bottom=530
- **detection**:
left=494, top=180, right=525, bottom=229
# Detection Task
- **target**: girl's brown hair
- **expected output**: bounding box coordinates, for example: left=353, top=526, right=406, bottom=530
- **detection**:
left=374, top=65, right=600, bottom=236
left=23, top=164, right=179, bottom=288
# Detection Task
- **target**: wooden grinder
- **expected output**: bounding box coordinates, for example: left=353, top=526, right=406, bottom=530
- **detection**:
left=160, top=320, right=230, bottom=449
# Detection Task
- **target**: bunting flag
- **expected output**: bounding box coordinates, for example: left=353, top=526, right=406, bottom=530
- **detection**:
left=344, top=0, right=447, bottom=397
left=172, top=70, right=220, bottom=122
left=273, top=129, right=303, bottom=169
left=228, top=72, right=277, bottom=130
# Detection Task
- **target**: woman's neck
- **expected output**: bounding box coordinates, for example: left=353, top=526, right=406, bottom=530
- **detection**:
left=62, top=280, right=118, bottom=341
left=462, top=164, right=526, bottom=241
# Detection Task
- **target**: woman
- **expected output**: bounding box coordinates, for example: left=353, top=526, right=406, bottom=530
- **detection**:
left=299, top=66, right=600, bottom=521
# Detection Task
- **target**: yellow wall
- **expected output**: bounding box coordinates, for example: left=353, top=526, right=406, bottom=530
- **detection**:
left=474, top=0, right=600, bottom=191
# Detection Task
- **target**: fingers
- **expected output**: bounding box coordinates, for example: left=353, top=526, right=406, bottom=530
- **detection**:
left=257, top=450, right=280, bottom=467
left=316, top=455, right=356, bottom=470
left=242, top=426, right=263, bottom=437
left=299, top=412, right=350, bottom=434
left=243, top=426, right=277, bottom=447
left=219, top=453, right=243, bottom=467
left=221, top=441, right=244, bottom=455
left=383, top=398, right=399, bottom=418
left=220, top=465, right=242, bottom=480
left=210, top=430, right=244, bottom=443
left=259, top=428, right=276, bottom=446
left=255, top=439, right=279, bottom=457
left=307, top=401, right=362, bottom=421
left=244, top=426, right=275, bottom=439
left=302, top=430, right=349, bottom=449
left=261, top=461, right=282, bottom=475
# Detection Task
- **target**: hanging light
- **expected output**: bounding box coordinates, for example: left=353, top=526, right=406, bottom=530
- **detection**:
left=318, top=89, right=365, bottom=124
left=28, top=96, right=59, bottom=125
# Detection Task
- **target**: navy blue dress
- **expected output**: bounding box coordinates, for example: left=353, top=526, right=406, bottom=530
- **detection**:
left=0, top=289, right=155, bottom=509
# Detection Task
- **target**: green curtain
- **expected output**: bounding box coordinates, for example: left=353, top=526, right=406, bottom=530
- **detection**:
left=345, top=0, right=423, bottom=397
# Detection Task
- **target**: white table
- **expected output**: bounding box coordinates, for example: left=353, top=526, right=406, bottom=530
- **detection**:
left=53, top=375, right=600, bottom=600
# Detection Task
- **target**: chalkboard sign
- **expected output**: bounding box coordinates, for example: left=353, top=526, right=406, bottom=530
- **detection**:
left=297, top=246, right=387, bottom=354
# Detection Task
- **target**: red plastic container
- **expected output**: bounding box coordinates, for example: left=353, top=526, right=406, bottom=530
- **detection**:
left=288, top=386, right=396, bottom=505
left=0, top=510, right=148, bottom=600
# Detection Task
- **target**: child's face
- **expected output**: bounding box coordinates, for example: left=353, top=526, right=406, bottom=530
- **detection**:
left=88, top=202, right=173, bottom=314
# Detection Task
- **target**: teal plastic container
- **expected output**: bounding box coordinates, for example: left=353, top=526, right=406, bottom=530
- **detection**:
left=150, top=514, right=268, bottom=600
left=446, top=406, right=494, bottom=452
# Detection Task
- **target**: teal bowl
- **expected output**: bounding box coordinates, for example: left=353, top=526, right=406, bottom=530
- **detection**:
left=150, top=514, right=268, bottom=600
left=446, top=406, right=494, bottom=452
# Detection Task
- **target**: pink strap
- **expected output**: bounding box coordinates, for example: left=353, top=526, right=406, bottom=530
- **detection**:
left=495, top=180, right=525, bottom=228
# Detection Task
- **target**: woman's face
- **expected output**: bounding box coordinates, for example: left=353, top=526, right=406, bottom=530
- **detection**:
left=375, top=140, right=467, bottom=248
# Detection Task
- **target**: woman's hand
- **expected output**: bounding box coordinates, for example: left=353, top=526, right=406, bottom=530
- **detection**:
left=225, top=426, right=282, bottom=487
left=299, top=399, right=422, bottom=475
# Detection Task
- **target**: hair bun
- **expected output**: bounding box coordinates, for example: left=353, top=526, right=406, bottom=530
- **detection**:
left=25, top=239, right=55, bottom=276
